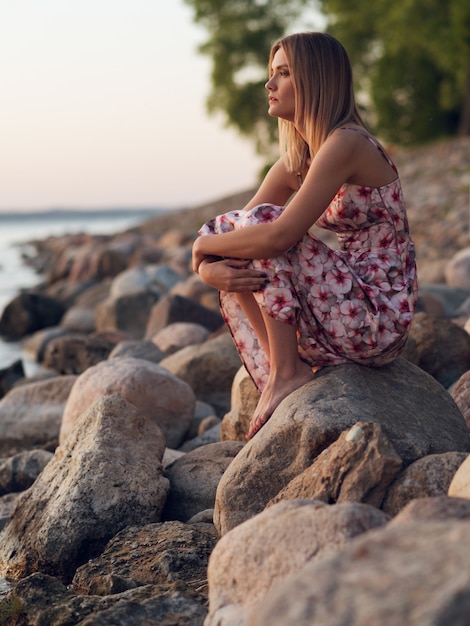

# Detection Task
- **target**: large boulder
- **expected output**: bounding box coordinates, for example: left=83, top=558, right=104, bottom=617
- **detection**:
left=445, top=247, right=470, bottom=288
left=72, top=520, right=218, bottom=596
left=162, top=441, right=244, bottom=522
left=144, top=293, right=223, bottom=338
left=205, top=500, right=388, bottom=626
left=247, top=520, right=470, bottom=626
left=0, top=449, right=53, bottom=496
left=382, top=452, right=468, bottom=515
left=60, top=357, right=195, bottom=449
left=160, top=332, right=241, bottom=417
left=0, top=395, right=169, bottom=582
left=0, top=375, right=77, bottom=456
left=214, top=358, right=469, bottom=534
left=151, top=322, right=210, bottom=355
left=405, top=311, right=470, bottom=388
left=450, top=369, right=470, bottom=431
left=221, top=366, right=260, bottom=442
left=0, top=292, right=66, bottom=340
left=8, top=572, right=207, bottom=626
left=42, top=333, right=117, bottom=374
left=267, top=422, right=403, bottom=510
left=95, top=291, right=161, bottom=339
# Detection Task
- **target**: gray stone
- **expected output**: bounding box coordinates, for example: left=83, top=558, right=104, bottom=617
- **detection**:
left=214, top=358, right=469, bottom=534
left=0, top=395, right=169, bottom=582
left=247, top=521, right=470, bottom=626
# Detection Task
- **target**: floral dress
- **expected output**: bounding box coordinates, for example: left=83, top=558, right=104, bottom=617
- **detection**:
left=198, top=132, right=418, bottom=392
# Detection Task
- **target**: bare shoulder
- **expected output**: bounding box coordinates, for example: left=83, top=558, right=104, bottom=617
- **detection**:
left=324, top=126, right=364, bottom=154
left=309, top=127, right=360, bottom=176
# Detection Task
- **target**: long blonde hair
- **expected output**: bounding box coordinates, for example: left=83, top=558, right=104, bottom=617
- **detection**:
left=270, top=32, right=366, bottom=173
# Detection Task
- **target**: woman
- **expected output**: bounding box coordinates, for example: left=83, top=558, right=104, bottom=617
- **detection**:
left=192, top=32, right=418, bottom=439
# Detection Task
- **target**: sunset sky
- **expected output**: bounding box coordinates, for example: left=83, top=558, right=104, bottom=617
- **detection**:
left=1, top=0, right=268, bottom=211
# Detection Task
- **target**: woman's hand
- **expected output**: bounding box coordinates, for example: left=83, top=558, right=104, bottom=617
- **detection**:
left=198, top=257, right=269, bottom=293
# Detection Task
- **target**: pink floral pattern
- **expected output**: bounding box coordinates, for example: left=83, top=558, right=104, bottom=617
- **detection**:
left=199, top=160, right=418, bottom=392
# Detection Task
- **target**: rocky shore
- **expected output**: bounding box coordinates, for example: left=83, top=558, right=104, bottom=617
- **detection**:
left=0, top=137, right=469, bottom=624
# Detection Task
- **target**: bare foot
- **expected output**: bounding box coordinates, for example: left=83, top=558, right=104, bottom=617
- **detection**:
left=246, top=362, right=318, bottom=439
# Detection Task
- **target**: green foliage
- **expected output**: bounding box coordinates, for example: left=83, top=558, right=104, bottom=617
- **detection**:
left=0, top=594, right=25, bottom=624
left=319, top=0, right=469, bottom=143
left=185, top=0, right=470, bottom=149
left=184, top=0, right=306, bottom=155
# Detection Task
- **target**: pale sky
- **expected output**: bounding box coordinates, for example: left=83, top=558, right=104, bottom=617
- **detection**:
left=0, top=0, right=270, bottom=211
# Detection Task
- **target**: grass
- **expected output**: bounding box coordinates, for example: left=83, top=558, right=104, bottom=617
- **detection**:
left=0, top=595, right=26, bottom=625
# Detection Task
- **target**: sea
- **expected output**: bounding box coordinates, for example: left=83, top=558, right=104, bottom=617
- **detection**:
left=0, top=208, right=167, bottom=374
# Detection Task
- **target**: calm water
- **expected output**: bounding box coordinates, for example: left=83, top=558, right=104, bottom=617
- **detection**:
left=0, top=209, right=164, bottom=372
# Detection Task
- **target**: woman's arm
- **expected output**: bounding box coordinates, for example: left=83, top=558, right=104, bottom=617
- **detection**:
left=193, top=130, right=360, bottom=269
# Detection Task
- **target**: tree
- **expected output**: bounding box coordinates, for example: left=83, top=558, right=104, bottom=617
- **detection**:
left=319, top=0, right=470, bottom=143
left=183, top=0, right=307, bottom=156
left=185, top=0, right=470, bottom=148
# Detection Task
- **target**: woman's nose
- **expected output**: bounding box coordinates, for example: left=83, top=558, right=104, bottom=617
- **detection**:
left=265, top=77, right=274, bottom=90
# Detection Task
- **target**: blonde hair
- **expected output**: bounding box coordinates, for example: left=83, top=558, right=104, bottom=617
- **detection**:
left=269, top=32, right=366, bottom=173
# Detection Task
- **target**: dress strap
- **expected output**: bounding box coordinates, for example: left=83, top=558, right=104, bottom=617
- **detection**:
left=339, top=126, right=397, bottom=172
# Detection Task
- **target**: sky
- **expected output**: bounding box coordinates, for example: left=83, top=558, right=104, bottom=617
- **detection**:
left=0, top=0, right=276, bottom=212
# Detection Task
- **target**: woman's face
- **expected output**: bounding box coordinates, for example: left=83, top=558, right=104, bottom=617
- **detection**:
left=265, top=47, right=295, bottom=122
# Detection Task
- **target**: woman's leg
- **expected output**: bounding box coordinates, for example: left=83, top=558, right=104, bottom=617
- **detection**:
left=235, top=292, right=271, bottom=362
left=234, top=294, right=317, bottom=439
left=245, top=310, right=317, bottom=438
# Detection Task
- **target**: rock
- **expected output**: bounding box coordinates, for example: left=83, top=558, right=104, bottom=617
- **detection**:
left=445, top=247, right=470, bottom=288
left=54, top=278, right=111, bottom=334
left=382, top=452, right=469, bottom=515
left=42, top=333, right=117, bottom=374
left=0, top=395, right=169, bottom=582
left=448, top=453, right=470, bottom=498
left=0, top=493, right=21, bottom=530
left=160, top=332, right=241, bottom=417
left=0, top=291, right=66, bottom=341
left=77, top=587, right=208, bottom=626
left=45, top=277, right=103, bottom=309
left=108, top=339, right=165, bottom=363
left=246, top=521, right=470, bottom=626
left=414, top=290, right=446, bottom=317
left=198, top=415, right=221, bottom=434
left=450, top=370, right=470, bottom=432
left=416, top=283, right=470, bottom=318
left=163, top=441, right=244, bottom=522
left=152, top=322, right=210, bottom=355
left=267, top=422, right=403, bottom=509
left=70, top=237, right=136, bottom=282
left=0, top=375, right=77, bottom=456
left=69, top=279, right=112, bottom=309
left=0, top=449, right=53, bottom=495
left=22, top=327, right=73, bottom=363
left=95, top=290, right=161, bottom=339
left=205, top=500, right=388, bottom=626
left=170, top=274, right=220, bottom=312
left=110, top=264, right=182, bottom=299
left=221, top=366, right=260, bottom=442
left=214, top=358, right=469, bottom=534
left=60, top=357, right=195, bottom=449
left=73, top=520, right=218, bottom=597
left=8, top=572, right=207, bottom=626
left=0, top=359, right=25, bottom=399
left=59, top=306, right=96, bottom=334
left=406, top=312, right=470, bottom=387
left=389, top=495, right=470, bottom=524
left=185, top=400, right=220, bottom=440
left=162, top=448, right=186, bottom=468
left=144, top=293, right=223, bottom=338
left=179, top=424, right=222, bottom=452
